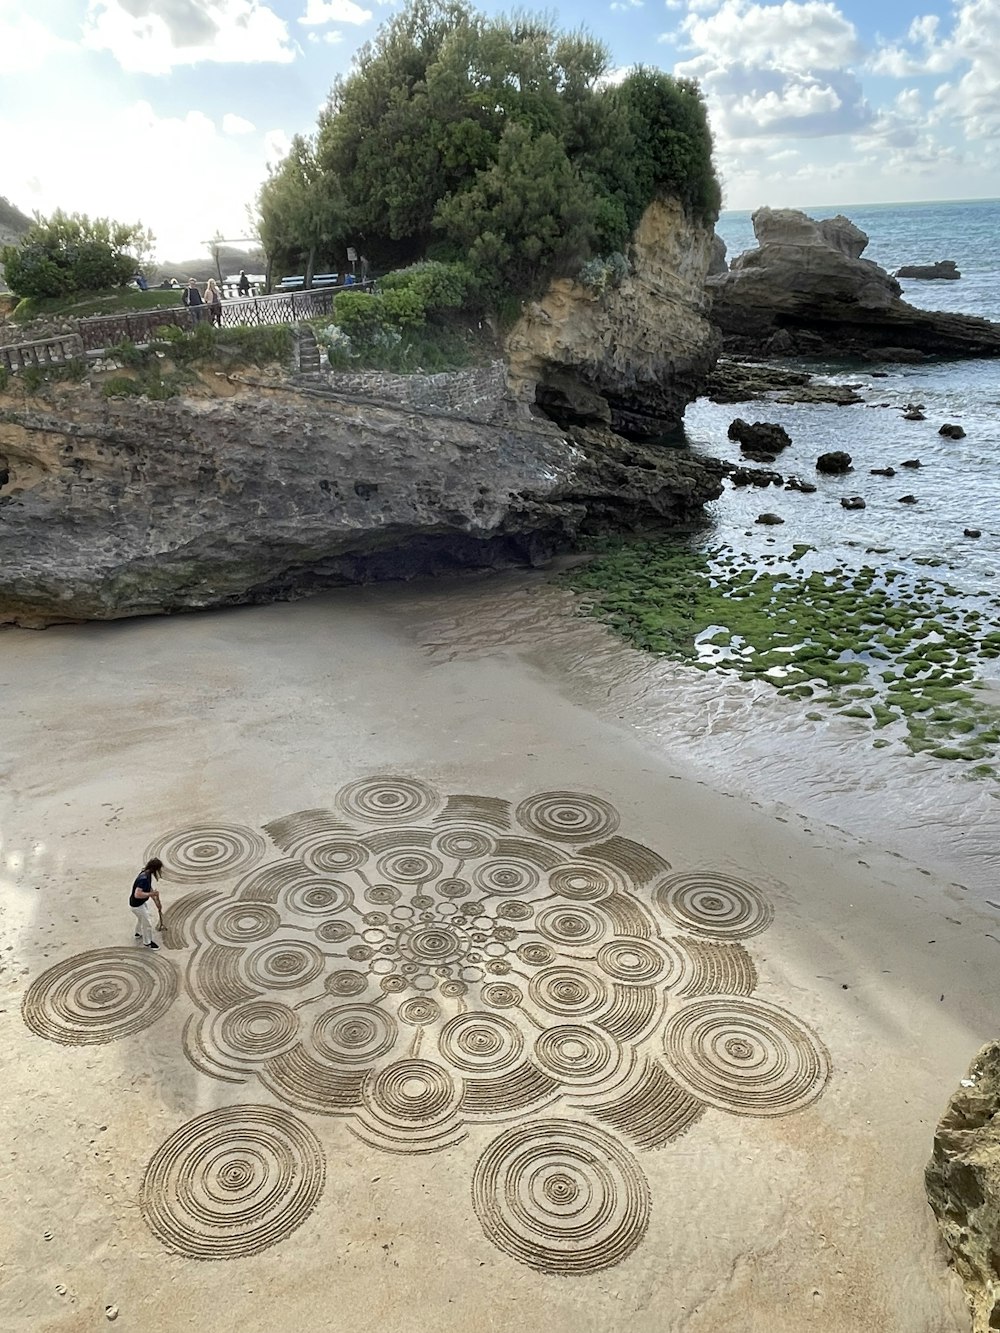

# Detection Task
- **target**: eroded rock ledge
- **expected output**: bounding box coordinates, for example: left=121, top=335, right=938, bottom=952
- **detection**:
left=0, top=367, right=725, bottom=627
left=926, top=1041, right=1000, bottom=1332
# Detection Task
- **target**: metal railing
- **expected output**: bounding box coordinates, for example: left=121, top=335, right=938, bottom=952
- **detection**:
left=76, top=282, right=374, bottom=353
left=1, top=333, right=84, bottom=374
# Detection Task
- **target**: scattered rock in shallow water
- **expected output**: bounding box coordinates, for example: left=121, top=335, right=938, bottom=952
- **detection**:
left=871, top=371, right=889, bottom=378
left=742, top=449, right=778, bottom=464
left=965, top=529, right=982, bottom=538
left=901, top=458, right=923, bottom=468
left=841, top=496, right=866, bottom=510
left=755, top=513, right=785, bottom=525
left=898, top=260, right=961, bottom=280
left=785, top=476, right=818, bottom=493
left=902, top=409, right=926, bottom=421
left=870, top=467, right=896, bottom=477
left=899, top=494, right=918, bottom=504
left=727, top=418, right=792, bottom=452
left=926, top=1041, right=1000, bottom=1333
left=816, top=451, right=853, bottom=475
left=940, top=423, right=967, bottom=439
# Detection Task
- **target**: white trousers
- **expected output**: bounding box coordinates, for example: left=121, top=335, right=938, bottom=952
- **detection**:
left=131, top=902, right=154, bottom=944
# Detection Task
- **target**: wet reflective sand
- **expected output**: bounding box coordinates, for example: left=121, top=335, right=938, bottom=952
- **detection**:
left=2, top=581, right=998, bottom=1332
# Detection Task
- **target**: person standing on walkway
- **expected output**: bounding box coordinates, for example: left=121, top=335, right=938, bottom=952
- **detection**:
left=205, top=278, right=223, bottom=327
left=182, top=278, right=204, bottom=323
left=130, top=858, right=164, bottom=948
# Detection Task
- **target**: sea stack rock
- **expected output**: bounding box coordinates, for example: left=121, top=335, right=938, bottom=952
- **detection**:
left=708, top=209, right=1000, bottom=359
left=926, top=1041, right=1000, bottom=1333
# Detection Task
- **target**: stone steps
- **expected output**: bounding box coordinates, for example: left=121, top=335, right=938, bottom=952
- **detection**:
left=294, top=325, right=321, bottom=374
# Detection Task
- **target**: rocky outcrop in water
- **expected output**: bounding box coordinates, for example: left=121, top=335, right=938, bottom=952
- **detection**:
left=926, top=1042, right=1000, bottom=1333
left=506, top=198, right=719, bottom=438
left=0, top=366, right=726, bottom=626
left=897, top=261, right=960, bottom=280
left=708, top=208, right=1000, bottom=360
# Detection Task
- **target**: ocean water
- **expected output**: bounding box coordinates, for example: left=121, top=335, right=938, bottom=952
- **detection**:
left=663, top=200, right=1000, bottom=891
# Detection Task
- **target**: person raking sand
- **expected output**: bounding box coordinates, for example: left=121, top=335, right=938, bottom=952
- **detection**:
left=130, top=857, right=164, bottom=947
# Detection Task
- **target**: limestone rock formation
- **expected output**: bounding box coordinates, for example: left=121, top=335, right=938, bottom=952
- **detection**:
left=708, top=208, right=1000, bottom=360
left=708, top=233, right=728, bottom=276
left=897, top=261, right=960, bottom=280
left=926, top=1041, right=1000, bottom=1332
left=506, top=198, right=720, bottom=438
left=0, top=367, right=726, bottom=626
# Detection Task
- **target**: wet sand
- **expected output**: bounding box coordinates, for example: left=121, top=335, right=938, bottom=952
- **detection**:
left=2, top=582, right=997, bottom=1332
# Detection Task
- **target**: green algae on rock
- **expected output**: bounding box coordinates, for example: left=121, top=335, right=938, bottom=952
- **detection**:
left=564, top=540, right=1000, bottom=776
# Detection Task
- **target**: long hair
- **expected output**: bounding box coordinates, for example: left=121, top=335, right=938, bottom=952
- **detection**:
left=144, top=857, right=164, bottom=878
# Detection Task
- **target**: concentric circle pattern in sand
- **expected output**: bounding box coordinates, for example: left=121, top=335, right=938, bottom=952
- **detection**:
left=145, top=825, right=266, bottom=882
left=472, top=1120, right=650, bottom=1273
left=663, top=997, right=831, bottom=1116
left=22, top=948, right=178, bottom=1045
left=653, top=871, right=774, bottom=939
left=140, top=1104, right=325, bottom=1259
left=41, top=778, right=830, bottom=1272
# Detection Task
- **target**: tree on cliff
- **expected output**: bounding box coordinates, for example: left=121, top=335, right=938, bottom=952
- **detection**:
left=257, top=0, right=719, bottom=297
left=256, top=133, right=349, bottom=291
left=0, top=211, right=154, bottom=300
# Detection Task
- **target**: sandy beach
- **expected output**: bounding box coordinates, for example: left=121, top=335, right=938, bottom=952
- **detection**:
left=2, top=581, right=997, bottom=1332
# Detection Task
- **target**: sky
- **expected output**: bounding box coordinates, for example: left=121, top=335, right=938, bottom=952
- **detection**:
left=1, top=0, right=998, bottom=262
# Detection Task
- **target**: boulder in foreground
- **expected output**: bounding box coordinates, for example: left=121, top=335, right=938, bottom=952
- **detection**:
left=926, top=1041, right=1000, bottom=1333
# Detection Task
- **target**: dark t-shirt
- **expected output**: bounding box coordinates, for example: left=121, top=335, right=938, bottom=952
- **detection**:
left=130, top=871, right=153, bottom=907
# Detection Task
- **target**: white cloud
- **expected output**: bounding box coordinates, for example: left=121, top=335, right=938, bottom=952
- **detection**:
left=0, top=99, right=269, bottom=259
left=0, top=13, right=66, bottom=74
left=299, top=0, right=372, bottom=25
left=681, top=0, right=861, bottom=69
left=610, top=0, right=643, bottom=11
left=671, top=0, right=869, bottom=143
left=223, top=113, right=256, bottom=134
left=84, top=0, right=296, bottom=74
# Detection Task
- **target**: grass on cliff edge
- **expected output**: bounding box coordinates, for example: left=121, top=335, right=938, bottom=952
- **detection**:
left=564, top=539, right=1000, bottom=778
left=10, top=287, right=182, bottom=321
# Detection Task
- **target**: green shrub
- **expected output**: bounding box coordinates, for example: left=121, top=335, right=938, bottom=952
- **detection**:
left=0, top=211, right=153, bottom=301
left=0, top=365, right=8, bottom=392
left=378, top=261, right=475, bottom=314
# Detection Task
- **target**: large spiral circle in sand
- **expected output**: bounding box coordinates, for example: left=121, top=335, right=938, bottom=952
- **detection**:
left=472, top=1120, right=650, bottom=1273
left=22, top=948, right=178, bottom=1045
left=439, top=1011, right=524, bottom=1073
left=145, top=825, right=266, bottom=883
left=140, top=1104, right=325, bottom=1260
left=515, top=791, right=620, bottom=844
left=336, top=776, right=439, bottom=824
left=243, top=941, right=325, bottom=991
left=653, top=872, right=774, bottom=940
left=528, top=966, right=609, bottom=1019
left=216, top=1001, right=300, bottom=1061
left=663, top=998, right=830, bottom=1116
left=313, top=1005, right=397, bottom=1066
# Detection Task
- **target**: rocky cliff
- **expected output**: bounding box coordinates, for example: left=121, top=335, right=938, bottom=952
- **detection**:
left=926, top=1041, right=1000, bottom=1333
left=709, top=207, right=1000, bottom=359
left=0, top=366, right=725, bottom=627
left=506, top=198, right=720, bottom=438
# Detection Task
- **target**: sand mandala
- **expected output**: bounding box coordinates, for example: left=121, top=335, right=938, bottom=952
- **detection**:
left=21, top=777, right=831, bottom=1273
